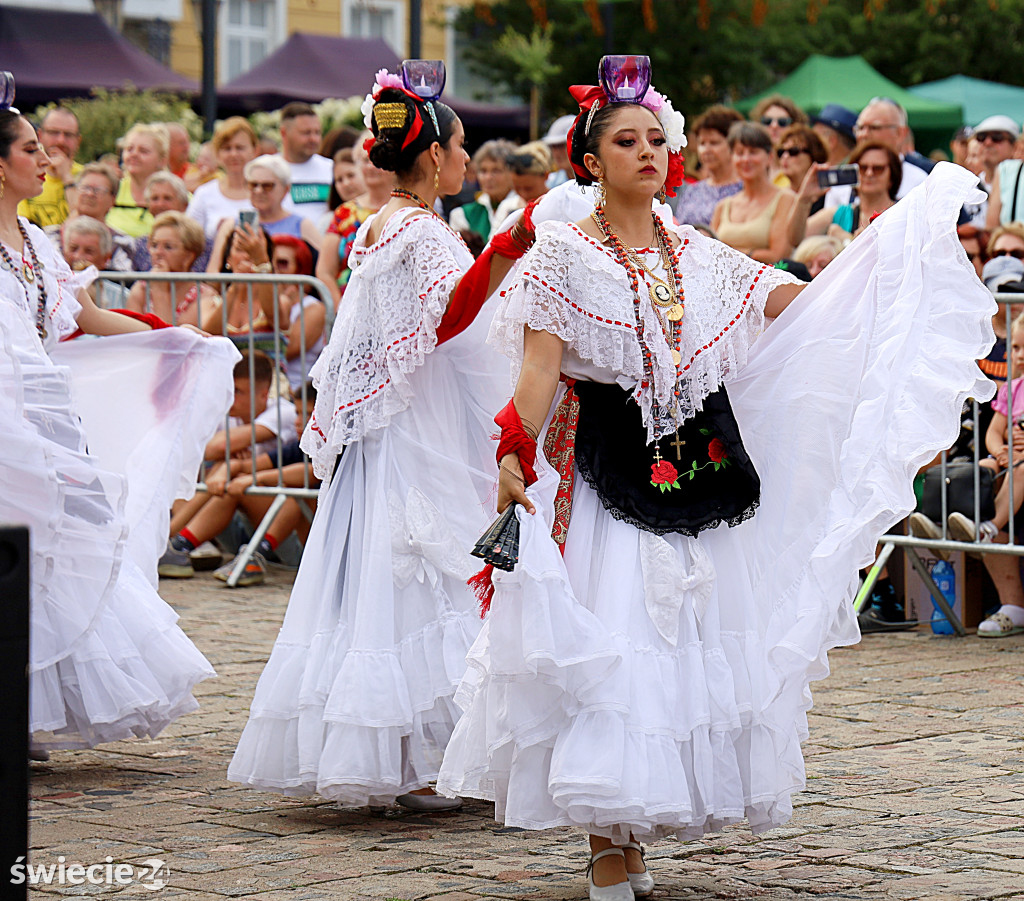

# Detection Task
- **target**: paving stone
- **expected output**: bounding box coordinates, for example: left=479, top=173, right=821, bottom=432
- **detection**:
left=28, top=573, right=1024, bottom=900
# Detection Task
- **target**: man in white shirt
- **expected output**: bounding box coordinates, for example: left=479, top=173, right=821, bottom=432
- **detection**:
left=825, top=97, right=929, bottom=207
left=276, top=102, right=333, bottom=224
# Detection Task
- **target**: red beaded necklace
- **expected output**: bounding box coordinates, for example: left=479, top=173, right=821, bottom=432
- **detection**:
left=390, top=188, right=439, bottom=216
left=592, top=204, right=690, bottom=489
left=591, top=204, right=685, bottom=405
left=388, top=188, right=469, bottom=252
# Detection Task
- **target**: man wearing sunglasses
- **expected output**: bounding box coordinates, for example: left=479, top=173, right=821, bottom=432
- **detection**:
left=977, top=116, right=1024, bottom=231
left=974, top=115, right=1018, bottom=188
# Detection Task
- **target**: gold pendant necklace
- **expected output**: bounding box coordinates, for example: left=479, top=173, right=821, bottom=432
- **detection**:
left=649, top=281, right=672, bottom=306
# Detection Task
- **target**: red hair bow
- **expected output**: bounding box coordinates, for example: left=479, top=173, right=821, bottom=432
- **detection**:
left=566, top=84, right=607, bottom=183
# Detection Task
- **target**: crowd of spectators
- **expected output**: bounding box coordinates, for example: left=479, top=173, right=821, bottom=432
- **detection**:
left=19, top=89, right=1024, bottom=603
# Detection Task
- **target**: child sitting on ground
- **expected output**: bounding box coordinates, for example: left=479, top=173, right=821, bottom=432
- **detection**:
left=161, top=349, right=298, bottom=577
left=162, top=384, right=318, bottom=583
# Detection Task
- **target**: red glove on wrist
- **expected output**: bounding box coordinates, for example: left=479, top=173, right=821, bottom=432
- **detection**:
left=494, top=398, right=538, bottom=486
left=111, top=309, right=171, bottom=329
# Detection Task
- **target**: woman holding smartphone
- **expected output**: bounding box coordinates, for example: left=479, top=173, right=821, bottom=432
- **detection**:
left=208, top=155, right=321, bottom=273
left=787, top=142, right=901, bottom=249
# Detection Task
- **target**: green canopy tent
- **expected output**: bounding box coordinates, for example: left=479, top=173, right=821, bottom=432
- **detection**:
left=909, top=75, right=1024, bottom=131
left=738, top=55, right=962, bottom=153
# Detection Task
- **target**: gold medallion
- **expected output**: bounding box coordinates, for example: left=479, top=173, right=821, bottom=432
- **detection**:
left=671, top=349, right=682, bottom=366
left=23, top=263, right=34, bottom=283
left=649, top=282, right=672, bottom=306
left=666, top=303, right=684, bottom=321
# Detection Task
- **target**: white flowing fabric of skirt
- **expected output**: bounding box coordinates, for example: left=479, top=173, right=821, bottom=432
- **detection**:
left=228, top=303, right=510, bottom=806
left=437, top=164, right=997, bottom=842
left=0, top=312, right=223, bottom=751
left=51, top=330, right=240, bottom=587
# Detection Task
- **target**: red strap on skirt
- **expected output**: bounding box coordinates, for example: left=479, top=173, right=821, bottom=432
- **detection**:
left=470, top=382, right=581, bottom=616
left=542, top=379, right=579, bottom=550
left=112, top=309, right=171, bottom=329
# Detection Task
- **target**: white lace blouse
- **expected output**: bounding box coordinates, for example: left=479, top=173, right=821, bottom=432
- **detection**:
left=490, top=221, right=801, bottom=440
left=303, top=208, right=474, bottom=476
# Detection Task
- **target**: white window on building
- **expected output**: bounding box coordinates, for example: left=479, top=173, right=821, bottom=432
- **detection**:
left=222, top=0, right=277, bottom=81
left=343, top=0, right=405, bottom=57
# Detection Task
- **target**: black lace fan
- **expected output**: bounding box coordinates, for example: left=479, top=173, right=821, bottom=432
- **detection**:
left=470, top=503, right=520, bottom=572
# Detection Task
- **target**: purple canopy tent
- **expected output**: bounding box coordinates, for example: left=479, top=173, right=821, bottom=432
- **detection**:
left=217, top=32, right=528, bottom=135
left=0, top=6, right=197, bottom=108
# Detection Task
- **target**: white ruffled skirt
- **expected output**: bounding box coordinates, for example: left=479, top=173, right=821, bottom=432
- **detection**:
left=436, top=164, right=996, bottom=841
left=228, top=317, right=509, bottom=805
left=0, top=307, right=220, bottom=751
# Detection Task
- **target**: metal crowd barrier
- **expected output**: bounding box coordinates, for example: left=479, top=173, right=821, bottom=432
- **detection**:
left=94, top=270, right=334, bottom=586
left=856, top=292, right=1024, bottom=635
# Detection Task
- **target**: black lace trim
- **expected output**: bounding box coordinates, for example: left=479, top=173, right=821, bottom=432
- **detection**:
left=574, top=455, right=760, bottom=537
left=571, top=381, right=761, bottom=537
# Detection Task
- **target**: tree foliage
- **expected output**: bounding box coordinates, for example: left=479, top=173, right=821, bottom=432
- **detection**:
left=456, top=0, right=1024, bottom=125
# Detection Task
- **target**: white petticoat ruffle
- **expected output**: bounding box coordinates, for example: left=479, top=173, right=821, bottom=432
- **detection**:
left=229, top=292, right=510, bottom=805
left=0, top=300, right=216, bottom=750
left=437, top=162, right=996, bottom=841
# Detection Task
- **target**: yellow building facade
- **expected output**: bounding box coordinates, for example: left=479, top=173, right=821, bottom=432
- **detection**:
left=171, top=0, right=470, bottom=88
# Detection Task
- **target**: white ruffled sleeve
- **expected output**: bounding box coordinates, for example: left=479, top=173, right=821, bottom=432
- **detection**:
left=489, top=222, right=638, bottom=382
left=303, top=212, right=473, bottom=476
left=673, top=226, right=803, bottom=373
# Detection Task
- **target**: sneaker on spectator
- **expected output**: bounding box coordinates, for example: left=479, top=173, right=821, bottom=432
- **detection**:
left=947, top=512, right=998, bottom=546
left=212, top=545, right=266, bottom=587
left=158, top=541, right=194, bottom=579
left=189, top=540, right=223, bottom=571
left=908, top=512, right=948, bottom=561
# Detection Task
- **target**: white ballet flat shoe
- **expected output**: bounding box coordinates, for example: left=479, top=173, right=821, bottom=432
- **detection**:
left=394, top=791, right=463, bottom=811
left=623, top=841, right=655, bottom=896
left=587, top=847, right=635, bottom=901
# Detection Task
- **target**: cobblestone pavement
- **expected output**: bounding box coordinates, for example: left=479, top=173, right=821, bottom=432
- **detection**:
left=29, top=568, right=1024, bottom=900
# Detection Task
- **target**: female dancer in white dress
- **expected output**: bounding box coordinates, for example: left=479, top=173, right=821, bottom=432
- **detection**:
left=228, top=65, right=536, bottom=810
left=437, top=63, right=995, bottom=898
left=0, top=104, right=220, bottom=753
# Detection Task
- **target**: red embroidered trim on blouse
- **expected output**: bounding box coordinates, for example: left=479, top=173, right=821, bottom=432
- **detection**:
left=680, top=266, right=765, bottom=372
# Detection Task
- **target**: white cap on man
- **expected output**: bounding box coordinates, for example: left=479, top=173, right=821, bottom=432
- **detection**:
left=542, top=115, right=576, bottom=147
left=983, top=255, right=1024, bottom=292
left=974, top=114, right=1020, bottom=139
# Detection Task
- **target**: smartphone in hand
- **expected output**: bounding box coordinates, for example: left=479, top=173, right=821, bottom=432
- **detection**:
left=817, top=164, right=859, bottom=189
left=238, top=209, right=258, bottom=228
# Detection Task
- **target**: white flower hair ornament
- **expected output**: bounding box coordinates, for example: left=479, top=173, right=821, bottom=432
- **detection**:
left=644, top=88, right=687, bottom=153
